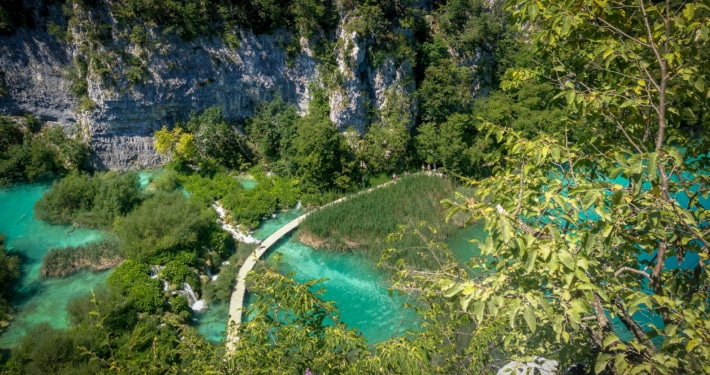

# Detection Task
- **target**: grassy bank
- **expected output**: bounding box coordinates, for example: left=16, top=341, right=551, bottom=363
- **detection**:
left=297, top=173, right=458, bottom=268
left=40, top=239, right=123, bottom=278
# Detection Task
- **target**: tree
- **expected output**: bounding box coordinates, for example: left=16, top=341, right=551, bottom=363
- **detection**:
left=293, top=91, right=355, bottom=191
left=436, top=0, right=710, bottom=373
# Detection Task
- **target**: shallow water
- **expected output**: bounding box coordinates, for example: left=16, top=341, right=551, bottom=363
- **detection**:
left=0, top=183, right=108, bottom=348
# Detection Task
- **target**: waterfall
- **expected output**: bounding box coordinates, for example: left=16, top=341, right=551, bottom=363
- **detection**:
left=204, top=265, right=212, bottom=278
left=150, top=265, right=164, bottom=279
left=213, top=203, right=259, bottom=243
left=182, top=282, right=206, bottom=311
left=295, top=200, right=302, bottom=210
left=205, top=265, right=219, bottom=281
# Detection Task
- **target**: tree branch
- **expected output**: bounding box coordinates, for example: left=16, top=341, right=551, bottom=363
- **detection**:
left=614, top=266, right=652, bottom=281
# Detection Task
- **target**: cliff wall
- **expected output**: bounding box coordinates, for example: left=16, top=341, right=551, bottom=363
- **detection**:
left=0, top=12, right=416, bottom=170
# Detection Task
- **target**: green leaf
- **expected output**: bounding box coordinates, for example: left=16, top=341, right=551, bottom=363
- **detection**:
left=559, top=250, right=575, bottom=270
left=528, top=3, right=539, bottom=20
left=615, top=353, right=628, bottom=374
left=523, top=305, right=536, bottom=333
left=647, top=152, right=658, bottom=178
left=683, top=3, right=696, bottom=20
left=473, top=300, right=486, bottom=323
left=582, top=190, right=599, bottom=210
left=526, top=248, right=538, bottom=273
left=508, top=298, right=521, bottom=328
left=595, top=353, right=612, bottom=374
left=687, top=338, right=701, bottom=352
left=444, top=283, right=464, bottom=298
left=695, top=78, right=705, bottom=92
left=603, top=334, right=620, bottom=348
left=500, top=218, right=512, bottom=243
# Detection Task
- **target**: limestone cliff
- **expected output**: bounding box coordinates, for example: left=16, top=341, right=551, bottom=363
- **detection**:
left=0, top=10, right=417, bottom=170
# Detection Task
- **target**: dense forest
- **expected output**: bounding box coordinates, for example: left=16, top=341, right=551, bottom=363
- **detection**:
left=0, top=0, right=709, bottom=374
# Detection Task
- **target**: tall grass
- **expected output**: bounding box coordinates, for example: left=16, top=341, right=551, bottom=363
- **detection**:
left=298, top=174, right=458, bottom=268
left=40, top=239, right=123, bottom=278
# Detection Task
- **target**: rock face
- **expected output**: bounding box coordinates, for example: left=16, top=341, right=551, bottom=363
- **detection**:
left=0, top=13, right=417, bottom=170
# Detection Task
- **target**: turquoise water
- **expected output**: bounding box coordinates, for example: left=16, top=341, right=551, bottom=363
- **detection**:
left=268, top=234, right=419, bottom=343
left=0, top=183, right=108, bottom=348
left=238, top=177, right=258, bottom=190
left=137, top=168, right=164, bottom=189
left=196, top=208, right=420, bottom=344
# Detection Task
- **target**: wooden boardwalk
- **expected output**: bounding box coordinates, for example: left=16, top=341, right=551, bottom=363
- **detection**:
left=223, top=175, right=438, bottom=351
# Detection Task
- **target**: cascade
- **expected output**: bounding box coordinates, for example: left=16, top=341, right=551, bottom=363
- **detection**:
left=182, top=282, right=206, bottom=311
left=205, top=265, right=218, bottom=281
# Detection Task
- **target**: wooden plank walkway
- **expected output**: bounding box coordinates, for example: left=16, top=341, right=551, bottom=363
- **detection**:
left=223, top=174, right=441, bottom=352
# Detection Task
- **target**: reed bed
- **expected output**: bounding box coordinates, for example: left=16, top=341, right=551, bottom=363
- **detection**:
left=40, top=239, right=123, bottom=278
left=298, top=174, right=457, bottom=268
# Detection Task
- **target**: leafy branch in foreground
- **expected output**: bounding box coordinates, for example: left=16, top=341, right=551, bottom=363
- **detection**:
left=437, top=0, right=710, bottom=373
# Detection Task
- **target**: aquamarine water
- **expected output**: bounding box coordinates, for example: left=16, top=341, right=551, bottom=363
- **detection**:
left=196, top=207, right=423, bottom=344
left=0, top=183, right=108, bottom=348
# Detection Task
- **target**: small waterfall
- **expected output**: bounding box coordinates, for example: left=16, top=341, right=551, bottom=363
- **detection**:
left=295, top=200, right=302, bottom=210
left=205, top=265, right=219, bottom=281
left=150, top=265, right=164, bottom=279
left=213, top=203, right=260, bottom=244
left=182, top=282, right=206, bottom=311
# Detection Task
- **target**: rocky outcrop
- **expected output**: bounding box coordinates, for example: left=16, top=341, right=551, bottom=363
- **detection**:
left=0, top=11, right=417, bottom=170
left=328, top=21, right=417, bottom=132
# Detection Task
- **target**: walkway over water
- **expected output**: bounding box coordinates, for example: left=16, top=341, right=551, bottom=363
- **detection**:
left=222, top=178, right=407, bottom=352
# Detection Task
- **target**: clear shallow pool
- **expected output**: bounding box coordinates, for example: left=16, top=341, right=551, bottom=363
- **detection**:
left=0, top=183, right=108, bottom=348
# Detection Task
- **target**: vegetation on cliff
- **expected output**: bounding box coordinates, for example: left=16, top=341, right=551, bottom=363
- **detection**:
left=0, top=116, right=89, bottom=187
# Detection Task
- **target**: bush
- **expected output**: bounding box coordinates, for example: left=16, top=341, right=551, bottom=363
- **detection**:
left=114, top=191, right=219, bottom=261
left=107, top=260, right=164, bottom=313
left=34, top=171, right=142, bottom=228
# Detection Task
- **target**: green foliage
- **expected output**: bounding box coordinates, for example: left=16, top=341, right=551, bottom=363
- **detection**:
left=34, top=171, right=142, bottom=229
left=2, top=322, right=101, bottom=374
left=292, top=91, right=356, bottom=192
left=40, top=238, right=122, bottom=278
left=0, top=234, right=19, bottom=322
left=299, top=174, right=457, bottom=266
left=184, top=106, right=251, bottom=170
left=221, top=171, right=301, bottom=229
left=0, top=116, right=89, bottom=187
left=107, top=260, right=164, bottom=313
left=434, top=1, right=710, bottom=372
left=114, top=191, right=218, bottom=261
left=416, top=61, right=474, bottom=125
left=202, top=247, right=255, bottom=303
left=230, top=267, right=370, bottom=374
left=246, top=95, right=299, bottom=168
left=178, top=171, right=245, bottom=206
left=159, top=251, right=198, bottom=286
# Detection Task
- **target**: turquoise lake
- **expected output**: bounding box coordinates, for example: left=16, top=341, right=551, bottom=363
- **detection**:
left=196, top=206, right=434, bottom=344
left=0, top=182, right=108, bottom=348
